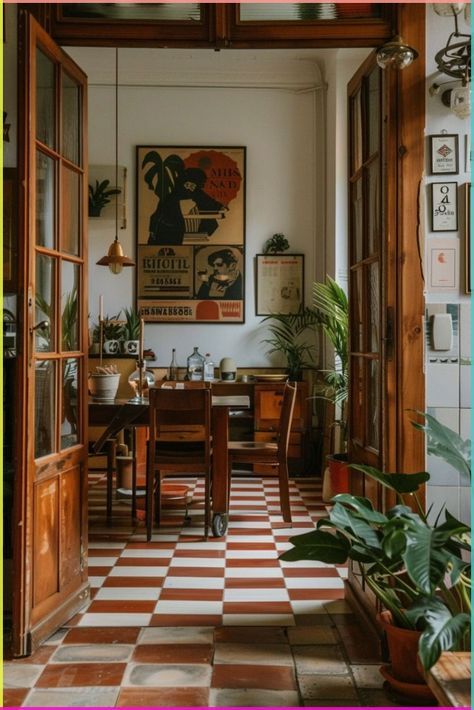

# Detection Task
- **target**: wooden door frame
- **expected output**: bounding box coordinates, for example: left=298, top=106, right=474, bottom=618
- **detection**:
left=345, top=3, right=426, bottom=636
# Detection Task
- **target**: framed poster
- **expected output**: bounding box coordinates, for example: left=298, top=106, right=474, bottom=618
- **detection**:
left=136, top=146, right=245, bottom=323
left=465, top=182, right=471, bottom=294
left=429, top=134, right=459, bottom=175
left=428, top=239, right=458, bottom=291
left=431, top=182, right=458, bottom=232
left=256, top=254, right=304, bottom=315
left=3, top=167, right=17, bottom=292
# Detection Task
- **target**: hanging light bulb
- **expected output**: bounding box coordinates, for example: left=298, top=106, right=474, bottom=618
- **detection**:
left=97, top=48, right=135, bottom=274
left=376, top=35, right=419, bottom=70
left=441, top=81, right=471, bottom=118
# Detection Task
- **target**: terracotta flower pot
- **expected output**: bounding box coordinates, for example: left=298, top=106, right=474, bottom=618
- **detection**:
left=378, top=610, right=424, bottom=684
left=322, top=453, right=350, bottom=501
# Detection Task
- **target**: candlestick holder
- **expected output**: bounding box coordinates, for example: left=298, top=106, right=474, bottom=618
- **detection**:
left=128, top=359, right=155, bottom=402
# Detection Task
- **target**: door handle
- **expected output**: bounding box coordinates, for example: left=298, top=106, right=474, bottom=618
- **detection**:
left=30, top=319, right=49, bottom=333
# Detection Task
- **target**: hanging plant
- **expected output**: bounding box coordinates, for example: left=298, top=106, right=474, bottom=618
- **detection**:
left=88, top=179, right=121, bottom=217
left=263, top=233, right=290, bottom=254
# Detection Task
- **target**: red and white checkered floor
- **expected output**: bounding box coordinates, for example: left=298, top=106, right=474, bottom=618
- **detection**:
left=3, top=475, right=394, bottom=707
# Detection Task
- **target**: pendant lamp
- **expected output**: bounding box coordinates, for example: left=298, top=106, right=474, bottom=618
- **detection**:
left=97, top=48, right=135, bottom=274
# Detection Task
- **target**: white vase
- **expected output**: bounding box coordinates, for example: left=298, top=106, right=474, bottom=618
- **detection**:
left=123, top=340, right=140, bottom=355
left=88, top=373, right=120, bottom=401
left=103, top=339, right=120, bottom=355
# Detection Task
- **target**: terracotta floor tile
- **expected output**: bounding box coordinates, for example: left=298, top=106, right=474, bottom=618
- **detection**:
left=223, top=601, right=292, bottom=614
left=116, top=687, right=210, bottom=707
left=133, top=643, right=213, bottom=664
left=150, top=614, right=222, bottom=626
left=115, top=557, right=171, bottom=567
left=229, top=515, right=270, bottom=522
left=88, top=548, right=122, bottom=556
left=125, top=541, right=176, bottom=549
left=211, top=663, right=297, bottom=690
left=167, top=567, right=225, bottom=577
left=87, top=566, right=113, bottom=576
left=337, top=623, right=382, bottom=663
left=225, top=578, right=286, bottom=589
left=86, top=600, right=156, bottom=613
left=36, top=662, right=126, bottom=687
left=159, top=588, right=223, bottom=601
left=226, top=528, right=273, bottom=535
left=102, top=576, right=164, bottom=587
left=173, top=549, right=226, bottom=558
left=62, top=628, right=138, bottom=649
left=214, top=626, right=287, bottom=644
left=226, top=558, right=280, bottom=568
left=226, top=542, right=276, bottom=550
left=2, top=688, right=29, bottom=706
left=5, top=645, right=55, bottom=664
left=283, top=567, right=340, bottom=578
left=288, top=589, right=345, bottom=601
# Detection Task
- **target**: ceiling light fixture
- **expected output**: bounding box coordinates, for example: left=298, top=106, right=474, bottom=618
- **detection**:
left=431, top=4, right=471, bottom=119
left=376, top=35, right=419, bottom=70
left=97, top=48, right=135, bottom=274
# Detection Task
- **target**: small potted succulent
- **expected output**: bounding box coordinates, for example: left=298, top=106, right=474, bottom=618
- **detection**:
left=88, top=179, right=121, bottom=218
left=122, top=307, right=141, bottom=355
left=102, top=313, right=123, bottom=354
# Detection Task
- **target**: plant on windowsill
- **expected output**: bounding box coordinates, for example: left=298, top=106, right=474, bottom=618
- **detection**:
left=261, top=306, right=321, bottom=381
left=311, top=276, right=349, bottom=499
left=280, top=415, right=471, bottom=699
left=122, top=307, right=141, bottom=356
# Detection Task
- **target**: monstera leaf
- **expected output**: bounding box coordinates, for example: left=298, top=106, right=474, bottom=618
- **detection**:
left=141, top=151, right=184, bottom=202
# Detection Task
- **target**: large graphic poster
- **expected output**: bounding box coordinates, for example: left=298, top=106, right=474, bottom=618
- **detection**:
left=136, top=146, right=246, bottom=322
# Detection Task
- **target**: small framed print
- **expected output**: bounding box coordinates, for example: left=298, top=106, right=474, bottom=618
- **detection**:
left=256, top=253, right=304, bottom=315
left=429, top=134, right=459, bottom=174
left=431, top=182, right=458, bottom=232
left=428, top=239, right=458, bottom=291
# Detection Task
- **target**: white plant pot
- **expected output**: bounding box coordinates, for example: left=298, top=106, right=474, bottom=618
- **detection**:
left=123, top=340, right=140, bottom=355
left=88, top=373, right=121, bottom=401
left=103, top=339, right=120, bottom=355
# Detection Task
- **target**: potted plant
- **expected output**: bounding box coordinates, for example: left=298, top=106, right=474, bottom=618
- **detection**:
left=261, top=306, right=320, bottom=380
left=263, top=232, right=290, bottom=254
left=122, top=307, right=141, bottom=355
left=102, top=313, right=123, bottom=354
left=88, top=363, right=121, bottom=401
left=88, top=179, right=121, bottom=218
left=312, top=276, right=349, bottom=498
left=281, top=415, right=471, bottom=701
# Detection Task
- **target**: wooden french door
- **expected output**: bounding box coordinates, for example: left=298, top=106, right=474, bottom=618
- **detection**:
left=346, top=3, right=426, bottom=625
left=13, top=12, right=89, bottom=655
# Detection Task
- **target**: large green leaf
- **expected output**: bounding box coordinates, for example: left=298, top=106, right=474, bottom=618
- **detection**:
left=333, top=494, right=388, bottom=524
left=329, top=502, right=381, bottom=549
left=402, top=524, right=451, bottom=593
left=350, top=465, right=430, bottom=493
left=406, top=596, right=471, bottom=670
left=383, top=529, right=407, bottom=559
left=281, top=529, right=350, bottom=564
left=411, top=411, right=471, bottom=483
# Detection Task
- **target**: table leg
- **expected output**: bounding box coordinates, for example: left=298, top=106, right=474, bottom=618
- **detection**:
left=105, top=438, right=116, bottom=525
left=211, top=407, right=229, bottom=536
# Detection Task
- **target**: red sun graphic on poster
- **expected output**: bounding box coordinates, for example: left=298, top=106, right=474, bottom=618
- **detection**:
left=184, top=150, right=242, bottom=206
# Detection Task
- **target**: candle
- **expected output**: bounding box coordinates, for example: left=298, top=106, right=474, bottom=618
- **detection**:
left=99, top=294, right=104, bottom=322
left=139, top=318, right=145, bottom=362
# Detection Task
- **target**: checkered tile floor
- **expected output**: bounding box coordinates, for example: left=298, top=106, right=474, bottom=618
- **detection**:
left=3, top=474, right=396, bottom=707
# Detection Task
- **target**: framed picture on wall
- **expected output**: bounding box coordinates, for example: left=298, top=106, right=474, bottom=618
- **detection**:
left=465, top=182, right=471, bottom=294
left=431, top=182, right=458, bottom=232
left=428, top=239, right=458, bottom=291
left=136, top=146, right=246, bottom=323
left=255, top=254, right=304, bottom=315
left=429, top=134, right=459, bottom=175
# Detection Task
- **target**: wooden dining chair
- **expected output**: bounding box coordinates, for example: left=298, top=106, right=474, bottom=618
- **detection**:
left=147, top=384, right=212, bottom=541
left=228, top=381, right=297, bottom=524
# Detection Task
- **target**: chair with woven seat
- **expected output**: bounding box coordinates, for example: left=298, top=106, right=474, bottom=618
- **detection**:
left=146, top=384, right=212, bottom=541
left=228, top=381, right=297, bottom=524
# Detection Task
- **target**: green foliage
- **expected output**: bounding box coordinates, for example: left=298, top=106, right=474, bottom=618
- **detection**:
left=281, top=416, right=472, bottom=671
left=122, top=307, right=141, bottom=340
left=261, top=307, right=321, bottom=379
left=88, top=179, right=120, bottom=216
left=102, top=313, right=123, bottom=341
left=263, top=233, right=290, bottom=254
left=411, top=411, right=471, bottom=483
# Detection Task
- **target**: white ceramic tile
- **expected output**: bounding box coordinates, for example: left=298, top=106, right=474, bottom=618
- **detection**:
left=94, top=587, right=161, bottom=600
left=209, top=688, right=300, bottom=707
left=123, top=663, right=212, bottom=688
left=460, top=365, right=470, bottom=408
left=176, top=541, right=226, bottom=550
left=23, top=687, right=120, bottom=707
left=77, top=613, right=152, bottom=627
left=426, top=363, right=459, bottom=408
left=280, top=559, right=331, bottom=569
left=285, top=577, right=344, bottom=589
left=460, top=408, right=471, bottom=440
left=225, top=567, right=283, bottom=578
left=3, top=664, right=44, bottom=688
left=270, top=515, right=313, bottom=523
left=275, top=542, right=293, bottom=551
left=459, top=303, right=471, bottom=359
left=138, top=627, right=214, bottom=645
left=291, top=600, right=332, bottom=614
left=225, top=535, right=275, bottom=543
left=132, top=534, right=180, bottom=542
left=163, top=576, right=225, bottom=589
left=170, top=557, right=225, bottom=568
left=223, top=588, right=289, bottom=602
left=227, top=521, right=271, bottom=529
left=108, top=566, right=168, bottom=577
left=459, top=492, right=471, bottom=526
left=51, top=644, right=134, bottom=663
left=223, top=613, right=295, bottom=626
left=153, top=600, right=223, bottom=615
left=88, top=576, right=106, bottom=588
left=86, top=557, right=118, bottom=566
left=120, top=548, right=174, bottom=558
left=88, top=541, right=126, bottom=549
left=226, top=550, right=279, bottom=559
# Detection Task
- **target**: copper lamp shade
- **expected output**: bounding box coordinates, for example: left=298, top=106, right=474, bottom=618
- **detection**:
left=96, top=237, right=135, bottom=274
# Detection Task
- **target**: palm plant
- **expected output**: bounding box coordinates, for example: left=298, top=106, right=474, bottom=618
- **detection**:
left=88, top=179, right=121, bottom=217
left=312, top=276, right=349, bottom=444
left=261, top=307, right=321, bottom=380
left=122, top=307, right=141, bottom=341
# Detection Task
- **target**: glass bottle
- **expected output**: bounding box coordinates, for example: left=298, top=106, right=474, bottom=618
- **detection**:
left=203, top=353, right=215, bottom=382
left=168, top=348, right=178, bottom=381
left=187, top=346, right=205, bottom=381
left=128, top=360, right=155, bottom=401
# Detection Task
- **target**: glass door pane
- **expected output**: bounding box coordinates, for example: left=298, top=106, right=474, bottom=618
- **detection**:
left=61, top=261, right=79, bottom=351
left=35, top=360, right=56, bottom=458
left=36, top=49, right=56, bottom=148
left=36, top=152, right=56, bottom=249
left=62, top=72, right=81, bottom=166
left=61, top=166, right=81, bottom=255
left=35, top=254, right=56, bottom=352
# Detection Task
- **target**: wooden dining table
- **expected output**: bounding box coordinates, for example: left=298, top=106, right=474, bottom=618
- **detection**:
left=88, top=393, right=250, bottom=536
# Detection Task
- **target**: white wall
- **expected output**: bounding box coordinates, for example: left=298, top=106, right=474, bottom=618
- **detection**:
left=69, top=48, right=326, bottom=368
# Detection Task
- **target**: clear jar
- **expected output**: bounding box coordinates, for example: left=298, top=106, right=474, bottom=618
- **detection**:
left=128, top=361, right=155, bottom=401
left=187, top=346, right=205, bottom=381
